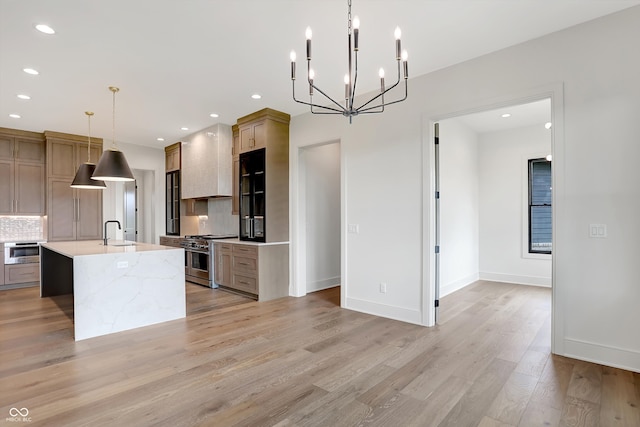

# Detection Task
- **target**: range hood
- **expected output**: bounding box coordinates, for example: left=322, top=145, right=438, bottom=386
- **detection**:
left=181, top=123, right=232, bottom=199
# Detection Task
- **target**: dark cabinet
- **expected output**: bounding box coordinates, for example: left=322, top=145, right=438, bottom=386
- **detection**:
left=166, top=171, right=180, bottom=235
left=240, top=148, right=265, bottom=242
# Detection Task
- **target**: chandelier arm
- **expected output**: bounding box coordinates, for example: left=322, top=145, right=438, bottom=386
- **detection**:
left=292, top=82, right=346, bottom=113
left=358, top=79, right=408, bottom=113
left=353, top=59, right=402, bottom=112
left=309, top=81, right=349, bottom=112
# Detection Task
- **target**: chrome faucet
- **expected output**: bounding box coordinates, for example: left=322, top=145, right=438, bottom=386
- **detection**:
left=103, top=220, right=121, bottom=245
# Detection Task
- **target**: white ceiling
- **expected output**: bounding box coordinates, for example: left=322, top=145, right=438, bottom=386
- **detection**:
left=452, top=99, right=551, bottom=134
left=1, top=1, right=638, bottom=148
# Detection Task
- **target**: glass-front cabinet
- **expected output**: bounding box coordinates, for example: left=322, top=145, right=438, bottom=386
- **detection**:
left=165, top=170, right=180, bottom=235
left=239, top=148, right=265, bottom=242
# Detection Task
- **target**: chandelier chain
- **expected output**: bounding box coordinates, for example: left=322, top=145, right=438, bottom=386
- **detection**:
left=348, top=0, right=352, bottom=34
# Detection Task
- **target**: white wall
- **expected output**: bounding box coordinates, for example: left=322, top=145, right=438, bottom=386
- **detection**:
left=302, top=142, right=341, bottom=292
left=438, top=120, right=480, bottom=296
left=478, top=125, right=552, bottom=286
left=290, top=7, right=640, bottom=372
left=102, top=142, right=165, bottom=243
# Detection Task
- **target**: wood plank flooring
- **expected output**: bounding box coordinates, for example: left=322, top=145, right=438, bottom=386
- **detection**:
left=0, top=281, right=638, bottom=426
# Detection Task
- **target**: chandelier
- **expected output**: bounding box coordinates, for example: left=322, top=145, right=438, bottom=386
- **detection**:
left=290, top=0, right=408, bottom=123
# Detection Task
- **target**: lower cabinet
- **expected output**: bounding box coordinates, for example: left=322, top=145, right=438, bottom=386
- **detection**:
left=214, top=241, right=288, bottom=301
left=4, top=263, right=40, bottom=285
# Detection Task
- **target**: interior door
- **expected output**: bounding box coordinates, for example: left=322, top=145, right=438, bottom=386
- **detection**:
left=123, top=180, right=137, bottom=241
left=434, top=123, right=441, bottom=323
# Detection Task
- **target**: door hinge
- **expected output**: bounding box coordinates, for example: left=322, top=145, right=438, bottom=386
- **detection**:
left=434, top=136, right=439, bottom=145
left=435, top=245, right=440, bottom=254
left=435, top=191, right=440, bottom=199
left=435, top=299, right=440, bottom=308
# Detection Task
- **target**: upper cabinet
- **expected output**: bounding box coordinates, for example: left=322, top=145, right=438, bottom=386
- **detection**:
left=165, top=142, right=181, bottom=172
left=44, top=131, right=104, bottom=241
left=181, top=123, right=233, bottom=199
left=0, top=128, right=46, bottom=215
left=232, top=124, right=240, bottom=215
left=237, top=108, right=289, bottom=155
left=235, top=108, right=290, bottom=242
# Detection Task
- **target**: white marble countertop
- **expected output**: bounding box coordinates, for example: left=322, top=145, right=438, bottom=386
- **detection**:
left=42, top=240, right=182, bottom=258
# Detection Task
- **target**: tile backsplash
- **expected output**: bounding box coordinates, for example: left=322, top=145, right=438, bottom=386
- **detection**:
left=0, top=216, right=45, bottom=242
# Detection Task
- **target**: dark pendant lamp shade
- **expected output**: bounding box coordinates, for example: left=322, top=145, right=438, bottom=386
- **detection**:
left=92, top=148, right=135, bottom=182
left=71, top=163, right=107, bottom=189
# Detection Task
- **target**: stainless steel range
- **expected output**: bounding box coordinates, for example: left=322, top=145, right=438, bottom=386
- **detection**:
left=181, top=234, right=237, bottom=287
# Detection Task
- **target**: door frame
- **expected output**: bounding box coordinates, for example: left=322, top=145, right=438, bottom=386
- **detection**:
left=422, top=82, right=564, bottom=354
left=292, top=139, right=343, bottom=301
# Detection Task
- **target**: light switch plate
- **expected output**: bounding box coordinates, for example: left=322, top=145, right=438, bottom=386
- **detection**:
left=348, top=224, right=360, bottom=234
left=589, top=224, right=607, bottom=238
left=117, top=261, right=129, bottom=269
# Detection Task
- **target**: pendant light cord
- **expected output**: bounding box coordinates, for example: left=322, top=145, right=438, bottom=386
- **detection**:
left=85, top=111, right=94, bottom=163
left=109, top=86, right=120, bottom=150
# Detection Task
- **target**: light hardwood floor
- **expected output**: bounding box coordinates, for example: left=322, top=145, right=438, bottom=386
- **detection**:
left=1, top=281, right=638, bottom=426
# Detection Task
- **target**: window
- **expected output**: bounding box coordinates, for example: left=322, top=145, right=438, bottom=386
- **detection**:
left=528, top=158, right=552, bottom=254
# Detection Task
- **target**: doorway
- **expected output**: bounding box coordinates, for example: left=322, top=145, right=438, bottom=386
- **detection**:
left=434, top=98, right=553, bottom=323
left=297, top=141, right=341, bottom=302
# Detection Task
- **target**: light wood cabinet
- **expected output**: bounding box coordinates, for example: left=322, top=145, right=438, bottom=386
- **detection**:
left=0, top=243, right=4, bottom=286
left=213, top=242, right=232, bottom=288
left=232, top=125, right=240, bottom=215
left=165, top=142, right=181, bottom=172
left=5, top=263, right=40, bottom=285
left=214, top=241, right=288, bottom=301
left=0, top=129, right=45, bottom=215
left=45, top=131, right=104, bottom=242
left=235, top=108, right=290, bottom=243
left=159, top=236, right=183, bottom=247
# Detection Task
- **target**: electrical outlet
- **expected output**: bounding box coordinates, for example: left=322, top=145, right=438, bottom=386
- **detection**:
left=348, top=224, right=360, bottom=234
left=379, top=282, right=387, bottom=293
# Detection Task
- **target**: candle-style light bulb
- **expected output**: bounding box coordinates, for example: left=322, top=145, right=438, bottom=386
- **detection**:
left=379, top=68, right=385, bottom=92
left=395, top=27, right=402, bottom=59
left=306, top=27, right=312, bottom=60
left=344, top=74, right=350, bottom=100
left=353, top=16, right=360, bottom=51
left=290, top=50, right=296, bottom=80
left=308, top=69, right=315, bottom=95
left=402, top=50, right=409, bottom=79
left=290, top=50, right=296, bottom=62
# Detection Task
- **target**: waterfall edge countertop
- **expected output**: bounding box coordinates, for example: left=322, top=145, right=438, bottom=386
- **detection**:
left=41, top=240, right=178, bottom=257
left=40, top=240, right=186, bottom=341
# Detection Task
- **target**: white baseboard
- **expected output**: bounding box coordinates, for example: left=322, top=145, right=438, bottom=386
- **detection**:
left=307, top=276, right=341, bottom=292
left=440, top=272, right=479, bottom=297
left=479, top=272, right=551, bottom=287
left=563, top=337, right=640, bottom=373
left=345, top=297, right=423, bottom=326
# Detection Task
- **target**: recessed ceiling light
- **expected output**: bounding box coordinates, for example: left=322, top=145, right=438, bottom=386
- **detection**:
left=546, top=154, right=552, bottom=161
left=35, top=24, right=55, bottom=35
left=251, top=94, right=262, bottom=100
left=17, top=94, right=31, bottom=100
left=501, top=113, right=511, bottom=118
left=157, top=137, right=165, bottom=142
left=209, top=113, right=219, bottom=118
left=9, top=114, right=21, bottom=119
left=545, top=122, right=552, bottom=129
left=23, top=68, right=39, bottom=75
left=181, top=127, right=189, bottom=131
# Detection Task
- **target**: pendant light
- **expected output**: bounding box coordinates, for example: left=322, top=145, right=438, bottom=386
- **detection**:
left=71, top=111, right=107, bottom=189
left=92, top=86, right=135, bottom=181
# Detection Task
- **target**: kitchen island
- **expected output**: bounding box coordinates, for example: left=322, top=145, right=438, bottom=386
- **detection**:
left=40, top=240, right=185, bottom=341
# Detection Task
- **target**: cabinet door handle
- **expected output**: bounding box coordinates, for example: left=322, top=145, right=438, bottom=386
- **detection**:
left=77, top=199, right=80, bottom=221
